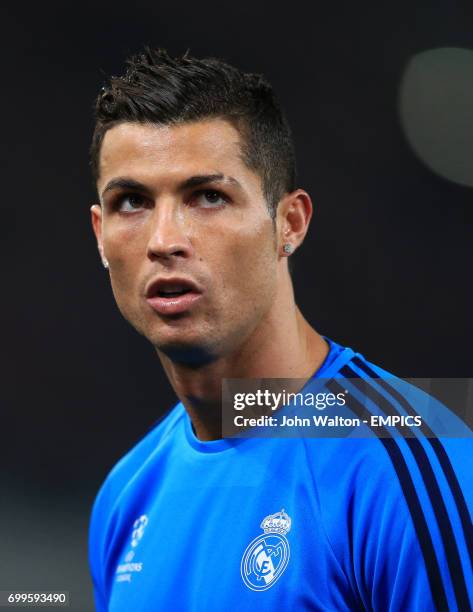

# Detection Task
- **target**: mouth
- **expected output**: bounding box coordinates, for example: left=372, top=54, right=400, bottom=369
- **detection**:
left=145, top=277, right=203, bottom=316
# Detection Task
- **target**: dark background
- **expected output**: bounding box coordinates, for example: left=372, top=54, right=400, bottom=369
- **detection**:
left=2, top=2, right=473, bottom=610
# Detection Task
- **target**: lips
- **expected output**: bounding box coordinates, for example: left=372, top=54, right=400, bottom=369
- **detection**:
left=145, top=277, right=203, bottom=316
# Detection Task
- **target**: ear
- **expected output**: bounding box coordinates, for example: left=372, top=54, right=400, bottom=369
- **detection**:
left=90, top=204, right=109, bottom=269
left=276, top=189, right=313, bottom=256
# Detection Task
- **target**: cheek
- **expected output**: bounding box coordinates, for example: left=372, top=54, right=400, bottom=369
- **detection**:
left=103, top=216, right=146, bottom=262
left=205, top=218, right=277, bottom=300
left=104, top=226, right=144, bottom=298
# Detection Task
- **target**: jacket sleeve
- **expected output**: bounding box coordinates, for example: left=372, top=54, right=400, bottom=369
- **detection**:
left=314, top=435, right=472, bottom=611
left=88, top=483, right=112, bottom=612
left=356, top=437, right=472, bottom=612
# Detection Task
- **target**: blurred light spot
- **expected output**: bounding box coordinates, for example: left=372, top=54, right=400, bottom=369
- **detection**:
left=400, top=47, right=473, bottom=188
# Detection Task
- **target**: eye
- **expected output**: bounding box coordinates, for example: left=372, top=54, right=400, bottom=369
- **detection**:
left=191, top=190, right=228, bottom=208
left=115, top=193, right=148, bottom=213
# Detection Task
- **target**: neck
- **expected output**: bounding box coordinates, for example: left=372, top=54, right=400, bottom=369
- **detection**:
left=156, top=278, right=329, bottom=441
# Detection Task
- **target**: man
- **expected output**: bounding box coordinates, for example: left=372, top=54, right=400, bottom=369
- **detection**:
left=88, top=48, right=472, bottom=611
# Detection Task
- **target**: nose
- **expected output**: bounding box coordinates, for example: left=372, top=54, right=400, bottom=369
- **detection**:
left=146, top=201, right=193, bottom=262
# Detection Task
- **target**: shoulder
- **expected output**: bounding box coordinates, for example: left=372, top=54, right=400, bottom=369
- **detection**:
left=91, top=402, right=185, bottom=517
left=88, top=403, right=185, bottom=585
left=311, top=344, right=473, bottom=610
left=304, top=340, right=472, bottom=509
left=329, top=346, right=473, bottom=535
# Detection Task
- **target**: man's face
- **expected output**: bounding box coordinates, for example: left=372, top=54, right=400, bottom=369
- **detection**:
left=92, top=119, right=281, bottom=364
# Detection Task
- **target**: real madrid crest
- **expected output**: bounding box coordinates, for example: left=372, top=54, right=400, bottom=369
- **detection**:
left=240, top=509, right=291, bottom=591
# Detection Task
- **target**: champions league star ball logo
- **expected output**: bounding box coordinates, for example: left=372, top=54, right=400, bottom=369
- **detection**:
left=131, top=514, right=148, bottom=548
left=241, top=509, right=291, bottom=591
left=115, top=514, right=148, bottom=584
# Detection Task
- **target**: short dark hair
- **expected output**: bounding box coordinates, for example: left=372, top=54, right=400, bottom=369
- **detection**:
left=90, top=47, right=296, bottom=218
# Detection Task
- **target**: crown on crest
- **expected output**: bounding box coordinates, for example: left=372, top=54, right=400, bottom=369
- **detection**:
left=260, top=509, right=291, bottom=535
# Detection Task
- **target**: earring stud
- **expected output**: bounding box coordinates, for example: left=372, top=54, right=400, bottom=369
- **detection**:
left=283, top=243, right=293, bottom=255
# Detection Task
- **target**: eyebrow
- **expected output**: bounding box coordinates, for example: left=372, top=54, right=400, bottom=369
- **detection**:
left=100, top=173, right=242, bottom=200
left=101, top=177, right=151, bottom=199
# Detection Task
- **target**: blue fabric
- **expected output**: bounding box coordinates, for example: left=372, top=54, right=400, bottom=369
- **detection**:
left=88, top=338, right=473, bottom=611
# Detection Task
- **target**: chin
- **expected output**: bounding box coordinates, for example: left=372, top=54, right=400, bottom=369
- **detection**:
left=157, top=341, right=218, bottom=367
left=148, top=327, right=219, bottom=366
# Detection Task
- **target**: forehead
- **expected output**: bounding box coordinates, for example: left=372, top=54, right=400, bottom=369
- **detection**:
left=97, top=119, right=254, bottom=189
